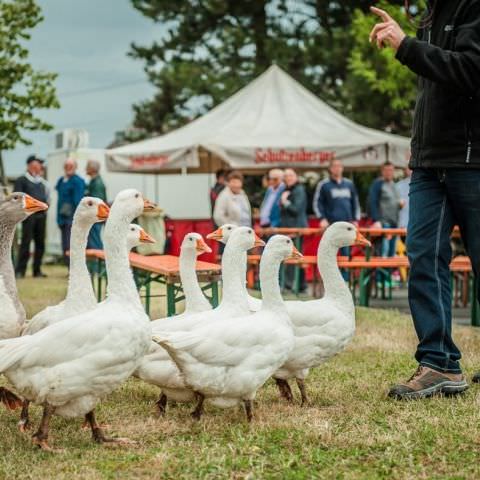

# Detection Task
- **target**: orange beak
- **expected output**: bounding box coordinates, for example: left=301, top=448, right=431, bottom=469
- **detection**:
left=96, top=202, right=110, bottom=221
left=355, top=231, right=371, bottom=247
left=206, top=228, right=223, bottom=241
left=254, top=233, right=266, bottom=248
left=143, top=198, right=156, bottom=211
left=196, top=238, right=212, bottom=254
left=24, top=194, right=48, bottom=213
left=139, top=228, right=156, bottom=244
left=287, top=245, right=303, bottom=260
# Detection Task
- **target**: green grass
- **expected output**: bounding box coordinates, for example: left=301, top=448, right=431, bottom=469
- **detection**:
left=2, top=266, right=480, bottom=479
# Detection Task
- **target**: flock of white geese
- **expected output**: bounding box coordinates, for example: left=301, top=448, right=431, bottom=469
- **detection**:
left=0, top=188, right=370, bottom=452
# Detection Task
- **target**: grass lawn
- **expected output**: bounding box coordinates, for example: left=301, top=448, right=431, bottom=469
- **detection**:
left=2, top=265, right=480, bottom=479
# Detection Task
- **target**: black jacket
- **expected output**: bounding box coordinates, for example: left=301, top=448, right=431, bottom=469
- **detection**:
left=280, top=183, right=308, bottom=228
left=396, top=0, right=480, bottom=168
left=14, top=175, right=49, bottom=205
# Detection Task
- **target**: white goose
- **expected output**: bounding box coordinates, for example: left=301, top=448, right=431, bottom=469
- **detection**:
left=0, top=192, right=47, bottom=411
left=0, top=193, right=48, bottom=340
left=0, top=189, right=155, bottom=451
left=135, top=226, right=263, bottom=414
left=273, top=222, right=371, bottom=405
left=153, top=235, right=302, bottom=422
left=16, top=221, right=155, bottom=431
left=23, top=197, right=110, bottom=335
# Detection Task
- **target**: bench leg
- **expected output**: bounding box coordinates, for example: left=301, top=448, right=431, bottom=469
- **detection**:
left=472, top=275, right=480, bottom=327
left=211, top=281, right=219, bottom=308
left=144, top=274, right=151, bottom=316
left=166, top=283, right=176, bottom=317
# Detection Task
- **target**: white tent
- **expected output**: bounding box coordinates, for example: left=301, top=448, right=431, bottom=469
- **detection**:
left=106, top=65, right=410, bottom=173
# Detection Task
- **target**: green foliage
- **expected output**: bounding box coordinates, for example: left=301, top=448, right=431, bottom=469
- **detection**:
left=0, top=0, right=59, bottom=151
left=129, top=1, right=382, bottom=135
left=347, top=1, right=426, bottom=134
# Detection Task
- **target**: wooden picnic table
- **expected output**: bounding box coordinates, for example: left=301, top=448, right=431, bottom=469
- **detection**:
left=85, top=250, right=221, bottom=317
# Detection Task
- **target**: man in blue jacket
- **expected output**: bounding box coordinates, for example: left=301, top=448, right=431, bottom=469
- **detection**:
left=313, top=159, right=360, bottom=229
left=259, top=169, right=285, bottom=227
left=56, top=159, right=85, bottom=265
left=370, top=1, right=480, bottom=398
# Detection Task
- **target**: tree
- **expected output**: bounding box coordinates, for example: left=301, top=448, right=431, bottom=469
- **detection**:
left=346, top=0, right=425, bottom=135
left=129, top=1, right=414, bottom=136
left=0, top=0, right=59, bottom=186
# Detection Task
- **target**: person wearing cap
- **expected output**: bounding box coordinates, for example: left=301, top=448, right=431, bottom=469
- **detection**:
left=56, top=158, right=85, bottom=266
left=14, top=155, right=50, bottom=278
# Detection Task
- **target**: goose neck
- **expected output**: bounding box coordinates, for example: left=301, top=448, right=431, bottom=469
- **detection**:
left=220, top=244, right=249, bottom=310
left=104, top=212, right=142, bottom=309
left=179, top=249, right=209, bottom=312
left=65, top=220, right=96, bottom=305
left=317, top=240, right=352, bottom=306
left=259, top=253, right=284, bottom=312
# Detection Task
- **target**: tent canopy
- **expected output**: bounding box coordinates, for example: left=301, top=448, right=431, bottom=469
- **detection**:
left=107, top=65, right=410, bottom=174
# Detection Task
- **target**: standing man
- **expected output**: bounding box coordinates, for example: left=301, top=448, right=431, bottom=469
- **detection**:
left=370, top=2, right=480, bottom=397
left=259, top=168, right=285, bottom=228
left=313, top=159, right=361, bottom=229
left=85, top=160, right=107, bottom=250
left=56, top=159, right=85, bottom=265
left=368, top=162, right=403, bottom=258
left=280, top=168, right=308, bottom=292
left=14, top=155, right=49, bottom=278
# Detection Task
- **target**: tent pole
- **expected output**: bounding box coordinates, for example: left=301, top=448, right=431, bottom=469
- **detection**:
left=385, top=143, right=390, bottom=163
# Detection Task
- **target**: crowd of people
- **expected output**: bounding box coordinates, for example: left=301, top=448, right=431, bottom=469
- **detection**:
left=209, top=159, right=412, bottom=281
left=13, top=156, right=107, bottom=277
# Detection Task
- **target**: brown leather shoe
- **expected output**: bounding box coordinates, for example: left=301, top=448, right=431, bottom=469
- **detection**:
left=388, top=366, right=468, bottom=400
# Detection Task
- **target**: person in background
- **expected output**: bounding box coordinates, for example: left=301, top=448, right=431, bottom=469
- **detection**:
left=368, top=161, right=404, bottom=257
left=259, top=168, right=285, bottom=227
left=210, top=169, right=227, bottom=222
left=85, top=160, right=107, bottom=250
left=313, top=158, right=361, bottom=228
left=14, top=155, right=49, bottom=278
left=56, top=159, right=85, bottom=265
left=213, top=170, right=251, bottom=228
left=396, top=166, right=412, bottom=230
left=280, top=168, right=308, bottom=292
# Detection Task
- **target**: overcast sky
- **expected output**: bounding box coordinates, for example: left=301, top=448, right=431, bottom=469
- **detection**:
left=4, top=0, right=159, bottom=176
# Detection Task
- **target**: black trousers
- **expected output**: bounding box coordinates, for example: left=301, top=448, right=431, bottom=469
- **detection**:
left=16, top=212, right=47, bottom=276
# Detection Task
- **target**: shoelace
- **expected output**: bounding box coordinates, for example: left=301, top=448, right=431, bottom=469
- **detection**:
left=407, top=365, right=424, bottom=383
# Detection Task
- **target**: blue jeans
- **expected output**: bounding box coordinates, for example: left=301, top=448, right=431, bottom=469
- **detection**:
left=381, top=222, right=397, bottom=258
left=408, top=168, right=480, bottom=374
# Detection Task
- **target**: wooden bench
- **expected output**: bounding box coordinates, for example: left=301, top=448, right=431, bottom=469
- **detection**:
left=85, top=250, right=221, bottom=317
left=247, top=254, right=479, bottom=325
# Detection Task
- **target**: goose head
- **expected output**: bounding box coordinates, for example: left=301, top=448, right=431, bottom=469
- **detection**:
left=263, top=234, right=303, bottom=261
left=110, top=189, right=156, bottom=221
left=74, top=197, right=110, bottom=226
left=322, top=222, right=371, bottom=248
left=219, top=226, right=265, bottom=252
left=127, top=224, right=155, bottom=250
left=181, top=232, right=212, bottom=257
left=0, top=192, right=48, bottom=225
left=206, top=224, right=237, bottom=244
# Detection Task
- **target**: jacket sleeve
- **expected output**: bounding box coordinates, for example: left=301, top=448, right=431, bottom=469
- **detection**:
left=72, top=178, right=85, bottom=208
left=395, top=9, right=480, bottom=93
left=350, top=182, right=361, bottom=222
left=312, top=181, right=326, bottom=219
left=283, top=185, right=307, bottom=217
left=13, top=176, right=25, bottom=193
left=368, top=180, right=382, bottom=222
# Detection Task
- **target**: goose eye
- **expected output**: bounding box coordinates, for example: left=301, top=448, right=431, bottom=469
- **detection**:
left=135, top=193, right=140, bottom=198
left=189, top=237, right=194, bottom=242
left=87, top=201, right=93, bottom=207
left=347, top=227, right=353, bottom=231
left=131, top=227, right=135, bottom=231
left=228, top=227, right=232, bottom=230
